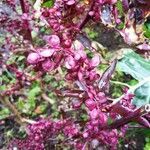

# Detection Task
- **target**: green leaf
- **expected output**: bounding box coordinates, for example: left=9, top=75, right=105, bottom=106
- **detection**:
left=28, top=86, right=41, bottom=100
left=17, top=56, right=25, bottom=61
left=0, top=85, right=6, bottom=91
left=117, top=49, right=150, bottom=107
left=127, top=79, right=138, bottom=86
left=117, top=49, right=150, bottom=81
left=116, top=0, right=123, bottom=16
left=117, top=22, right=125, bottom=30
left=6, top=55, right=18, bottom=65
left=144, top=141, right=150, bottom=150
left=42, top=0, right=54, bottom=8
left=144, top=21, right=150, bottom=38
left=27, top=85, right=41, bottom=111
left=132, top=82, right=150, bottom=107
left=17, top=98, right=25, bottom=111
left=0, top=108, right=10, bottom=120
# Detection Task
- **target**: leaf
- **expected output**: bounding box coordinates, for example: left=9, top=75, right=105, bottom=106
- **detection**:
left=122, top=0, right=129, bottom=11
left=6, top=55, right=18, bottom=65
left=76, top=33, right=92, bottom=49
left=27, top=85, right=41, bottom=111
left=132, top=82, right=150, bottom=107
left=101, top=5, right=112, bottom=24
left=117, top=49, right=150, bottom=81
left=116, top=0, right=124, bottom=16
left=117, top=49, right=150, bottom=107
left=28, top=86, right=41, bottom=100
left=91, top=54, right=100, bottom=67
left=17, top=56, right=25, bottom=61
left=17, top=98, right=25, bottom=111
left=144, top=21, right=150, bottom=38
left=42, top=0, right=54, bottom=8
left=0, top=85, right=6, bottom=91
left=0, top=108, right=10, bottom=120
left=98, top=59, right=117, bottom=91
left=136, top=43, right=150, bottom=51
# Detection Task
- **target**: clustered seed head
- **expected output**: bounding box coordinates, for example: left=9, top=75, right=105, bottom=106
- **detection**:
left=9, top=120, right=54, bottom=150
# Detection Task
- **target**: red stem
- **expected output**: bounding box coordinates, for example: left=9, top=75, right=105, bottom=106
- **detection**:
left=112, top=103, right=150, bottom=128
left=101, top=104, right=150, bottom=130
left=20, top=0, right=26, bottom=13
left=19, top=0, right=32, bottom=42
left=102, top=107, right=146, bottom=129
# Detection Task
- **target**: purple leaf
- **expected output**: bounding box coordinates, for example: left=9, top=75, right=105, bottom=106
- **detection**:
left=91, top=54, right=100, bottom=67
left=98, top=59, right=117, bottom=91
left=101, top=5, right=112, bottom=24
left=137, top=116, right=150, bottom=128
left=136, top=43, right=150, bottom=50
left=122, top=0, right=129, bottom=11
left=66, top=0, right=75, bottom=5
left=76, top=33, right=92, bottom=49
left=39, top=48, right=55, bottom=57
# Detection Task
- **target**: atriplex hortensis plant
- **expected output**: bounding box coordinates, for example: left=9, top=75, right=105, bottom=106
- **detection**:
left=0, top=0, right=150, bottom=149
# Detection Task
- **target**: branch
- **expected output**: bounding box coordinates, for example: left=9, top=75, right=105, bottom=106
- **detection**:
left=19, top=0, right=32, bottom=41
left=42, top=93, right=55, bottom=104
left=19, top=0, right=27, bottom=13
left=0, top=96, right=25, bottom=126
left=110, top=80, right=131, bottom=88
left=22, top=118, right=36, bottom=124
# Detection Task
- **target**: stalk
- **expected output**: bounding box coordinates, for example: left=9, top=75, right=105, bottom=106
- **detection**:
left=19, top=0, right=32, bottom=42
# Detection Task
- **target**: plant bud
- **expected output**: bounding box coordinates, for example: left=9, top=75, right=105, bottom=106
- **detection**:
left=85, top=99, right=96, bottom=111
left=27, top=53, right=40, bottom=64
